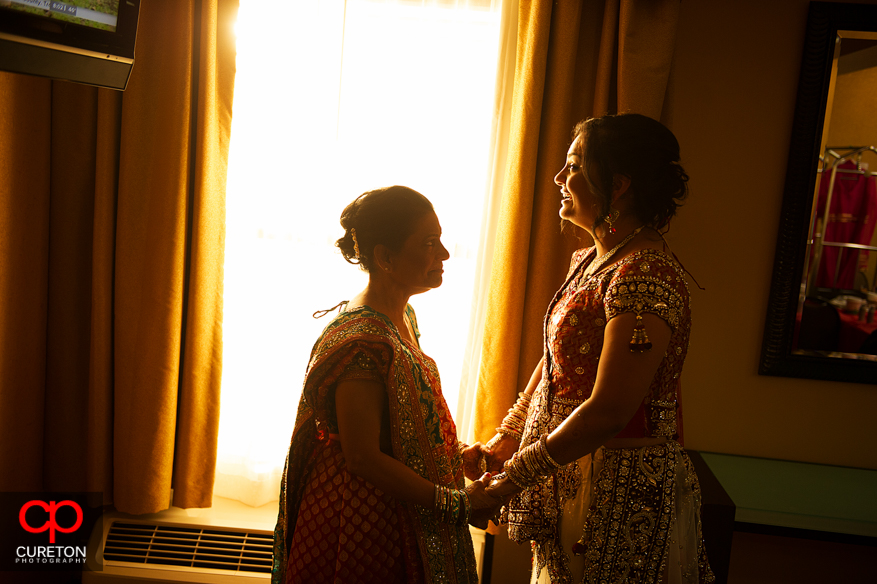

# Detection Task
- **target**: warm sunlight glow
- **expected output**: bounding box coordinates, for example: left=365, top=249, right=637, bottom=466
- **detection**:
left=217, top=0, right=502, bottom=506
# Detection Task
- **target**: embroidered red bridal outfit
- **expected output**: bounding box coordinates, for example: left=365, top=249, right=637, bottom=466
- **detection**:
left=504, top=248, right=714, bottom=584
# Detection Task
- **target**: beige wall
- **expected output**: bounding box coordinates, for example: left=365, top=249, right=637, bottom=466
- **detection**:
left=665, top=0, right=877, bottom=470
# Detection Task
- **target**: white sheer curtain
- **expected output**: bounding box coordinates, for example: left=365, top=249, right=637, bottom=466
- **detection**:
left=216, top=0, right=514, bottom=507
left=455, top=0, right=517, bottom=444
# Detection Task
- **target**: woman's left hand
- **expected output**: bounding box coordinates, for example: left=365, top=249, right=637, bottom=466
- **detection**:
left=465, top=472, right=503, bottom=529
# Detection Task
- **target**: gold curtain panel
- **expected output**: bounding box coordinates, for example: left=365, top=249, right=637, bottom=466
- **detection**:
left=474, top=0, right=681, bottom=442
left=0, top=0, right=238, bottom=515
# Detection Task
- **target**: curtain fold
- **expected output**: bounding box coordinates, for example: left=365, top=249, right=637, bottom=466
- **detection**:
left=87, top=88, right=124, bottom=503
left=45, top=82, right=102, bottom=493
left=0, top=76, right=52, bottom=492
left=112, top=0, right=199, bottom=513
left=173, top=0, right=237, bottom=510
left=474, top=0, right=680, bottom=442
left=0, top=0, right=237, bottom=516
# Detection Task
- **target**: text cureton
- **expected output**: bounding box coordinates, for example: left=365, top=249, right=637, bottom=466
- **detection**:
left=16, top=545, right=86, bottom=562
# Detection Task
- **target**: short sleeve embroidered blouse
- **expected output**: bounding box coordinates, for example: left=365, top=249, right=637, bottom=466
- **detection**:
left=544, top=247, right=691, bottom=439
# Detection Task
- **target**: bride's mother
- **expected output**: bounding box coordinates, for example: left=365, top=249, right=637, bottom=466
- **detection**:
left=273, top=186, right=497, bottom=584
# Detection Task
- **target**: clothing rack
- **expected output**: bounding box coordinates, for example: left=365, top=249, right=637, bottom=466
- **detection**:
left=806, top=146, right=877, bottom=295
left=816, top=167, right=876, bottom=176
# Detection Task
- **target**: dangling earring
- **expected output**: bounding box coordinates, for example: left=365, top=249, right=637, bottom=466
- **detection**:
left=351, top=228, right=361, bottom=260
left=604, top=208, right=620, bottom=234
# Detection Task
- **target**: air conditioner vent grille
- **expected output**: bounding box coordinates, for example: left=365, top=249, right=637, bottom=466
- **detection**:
left=103, top=520, right=273, bottom=574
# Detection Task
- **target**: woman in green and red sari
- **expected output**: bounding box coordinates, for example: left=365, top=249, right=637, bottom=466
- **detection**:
left=272, top=186, right=499, bottom=584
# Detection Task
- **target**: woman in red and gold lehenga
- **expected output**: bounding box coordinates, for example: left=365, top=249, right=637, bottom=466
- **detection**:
left=272, top=186, right=497, bottom=584
left=484, top=114, right=715, bottom=584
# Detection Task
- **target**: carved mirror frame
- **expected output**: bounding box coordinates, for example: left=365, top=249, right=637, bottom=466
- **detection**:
left=760, top=1, right=877, bottom=384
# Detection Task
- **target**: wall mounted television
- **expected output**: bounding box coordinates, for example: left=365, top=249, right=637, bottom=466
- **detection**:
left=0, top=0, right=140, bottom=90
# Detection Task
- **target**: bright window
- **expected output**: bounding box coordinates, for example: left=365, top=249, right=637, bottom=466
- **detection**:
left=216, top=0, right=504, bottom=507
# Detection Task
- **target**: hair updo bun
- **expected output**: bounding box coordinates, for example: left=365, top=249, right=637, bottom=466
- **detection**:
left=336, top=186, right=435, bottom=272
left=575, top=113, right=689, bottom=231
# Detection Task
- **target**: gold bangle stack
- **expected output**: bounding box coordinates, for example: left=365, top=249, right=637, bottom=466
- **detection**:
left=434, top=484, right=471, bottom=525
left=503, top=434, right=562, bottom=489
left=495, top=392, right=532, bottom=442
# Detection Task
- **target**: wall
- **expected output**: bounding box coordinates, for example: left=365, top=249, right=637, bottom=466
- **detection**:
left=666, top=0, right=877, bottom=470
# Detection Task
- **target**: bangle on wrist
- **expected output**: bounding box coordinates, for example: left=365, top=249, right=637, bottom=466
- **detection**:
left=495, top=392, right=532, bottom=442
left=434, top=484, right=471, bottom=525
left=503, top=433, right=562, bottom=489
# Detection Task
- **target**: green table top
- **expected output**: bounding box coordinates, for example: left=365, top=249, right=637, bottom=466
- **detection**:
left=699, top=452, right=877, bottom=538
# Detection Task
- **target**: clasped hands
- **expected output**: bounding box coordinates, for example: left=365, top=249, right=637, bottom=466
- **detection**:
left=460, top=436, right=525, bottom=529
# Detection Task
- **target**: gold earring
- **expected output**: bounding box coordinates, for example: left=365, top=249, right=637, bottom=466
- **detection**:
left=604, top=209, right=620, bottom=234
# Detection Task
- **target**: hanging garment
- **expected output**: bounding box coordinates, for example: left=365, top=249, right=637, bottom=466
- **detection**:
left=814, top=161, right=877, bottom=289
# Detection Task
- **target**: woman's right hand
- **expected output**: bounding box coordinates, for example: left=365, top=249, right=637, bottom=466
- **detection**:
left=484, top=434, right=519, bottom=473
left=461, top=442, right=489, bottom=481
left=485, top=472, right=522, bottom=503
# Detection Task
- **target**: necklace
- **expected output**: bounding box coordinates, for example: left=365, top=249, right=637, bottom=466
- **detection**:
left=582, top=226, right=644, bottom=279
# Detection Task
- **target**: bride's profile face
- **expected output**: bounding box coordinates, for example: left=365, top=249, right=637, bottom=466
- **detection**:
left=556, top=134, right=599, bottom=230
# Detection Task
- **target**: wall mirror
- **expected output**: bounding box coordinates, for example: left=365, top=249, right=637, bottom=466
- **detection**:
left=760, top=2, right=877, bottom=384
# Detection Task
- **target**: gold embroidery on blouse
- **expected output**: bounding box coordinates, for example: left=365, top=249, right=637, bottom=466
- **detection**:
left=353, top=352, right=377, bottom=370
left=507, top=249, right=699, bottom=583
left=649, top=400, right=678, bottom=438
left=337, top=350, right=383, bottom=384
left=605, top=271, right=684, bottom=330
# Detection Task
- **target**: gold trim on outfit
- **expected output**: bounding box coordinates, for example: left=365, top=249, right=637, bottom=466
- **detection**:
left=505, top=248, right=714, bottom=584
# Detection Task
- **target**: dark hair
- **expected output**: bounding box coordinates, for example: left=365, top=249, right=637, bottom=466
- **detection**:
left=336, top=185, right=435, bottom=272
left=574, top=113, right=689, bottom=231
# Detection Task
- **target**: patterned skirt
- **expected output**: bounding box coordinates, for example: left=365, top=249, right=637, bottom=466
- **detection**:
left=285, top=440, right=415, bottom=583
left=524, top=442, right=714, bottom=584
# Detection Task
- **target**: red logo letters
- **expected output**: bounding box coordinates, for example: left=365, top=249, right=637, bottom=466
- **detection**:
left=19, top=501, right=83, bottom=543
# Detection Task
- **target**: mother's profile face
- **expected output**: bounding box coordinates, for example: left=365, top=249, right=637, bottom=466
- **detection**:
left=381, top=210, right=450, bottom=294
left=336, top=185, right=440, bottom=275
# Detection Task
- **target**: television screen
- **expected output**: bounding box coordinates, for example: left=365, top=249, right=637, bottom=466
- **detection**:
left=1, top=1, right=122, bottom=33
left=0, top=0, right=140, bottom=90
